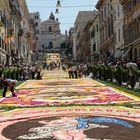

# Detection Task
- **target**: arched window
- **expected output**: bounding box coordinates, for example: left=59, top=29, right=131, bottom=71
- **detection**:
left=48, top=26, right=52, bottom=32
left=49, top=42, right=53, bottom=48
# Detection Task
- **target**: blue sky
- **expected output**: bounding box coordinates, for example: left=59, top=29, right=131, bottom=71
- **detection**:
left=26, top=0, right=98, bottom=33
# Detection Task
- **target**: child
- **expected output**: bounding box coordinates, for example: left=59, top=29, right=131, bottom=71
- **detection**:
left=0, top=78, right=17, bottom=97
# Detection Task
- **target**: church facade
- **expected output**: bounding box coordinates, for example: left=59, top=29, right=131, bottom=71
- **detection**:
left=40, top=13, right=66, bottom=52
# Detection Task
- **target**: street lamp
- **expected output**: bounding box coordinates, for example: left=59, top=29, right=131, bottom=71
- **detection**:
left=56, top=0, right=61, bottom=7
left=55, top=9, right=59, bottom=14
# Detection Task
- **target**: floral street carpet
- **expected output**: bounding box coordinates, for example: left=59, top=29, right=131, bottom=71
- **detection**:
left=0, top=79, right=139, bottom=106
left=0, top=70, right=140, bottom=140
left=0, top=106, right=140, bottom=140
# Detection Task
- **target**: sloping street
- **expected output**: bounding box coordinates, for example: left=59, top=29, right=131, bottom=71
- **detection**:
left=0, top=70, right=140, bottom=140
left=0, top=0, right=140, bottom=139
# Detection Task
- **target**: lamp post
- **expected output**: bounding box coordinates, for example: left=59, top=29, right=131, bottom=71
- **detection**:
left=55, top=9, right=59, bottom=14
left=55, top=0, right=61, bottom=15
left=56, top=0, right=61, bottom=7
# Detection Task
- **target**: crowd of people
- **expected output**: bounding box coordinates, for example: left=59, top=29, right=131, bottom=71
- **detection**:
left=0, top=64, right=43, bottom=97
left=65, top=59, right=140, bottom=89
left=43, top=61, right=61, bottom=70
left=0, top=64, right=43, bottom=81
left=0, top=58, right=140, bottom=98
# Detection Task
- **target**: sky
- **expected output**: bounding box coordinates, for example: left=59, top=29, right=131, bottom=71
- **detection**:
left=26, top=0, right=98, bottom=34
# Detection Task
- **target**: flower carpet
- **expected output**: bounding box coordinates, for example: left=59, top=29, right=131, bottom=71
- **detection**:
left=0, top=106, right=140, bottom=140
left=0, top=79, right=139, bottom=106
left=0, top=70, right=140, bottom=140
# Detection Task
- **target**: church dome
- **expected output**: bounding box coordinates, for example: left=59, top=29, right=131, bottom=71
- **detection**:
left=49, top=12, right=55, bottom=20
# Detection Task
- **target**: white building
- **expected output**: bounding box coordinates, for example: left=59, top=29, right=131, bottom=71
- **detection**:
left=29, top=12, right=41, bottom=41
left=74, top=11, right=98, bottom=61
left=40, top=13, right=66, bottom=52
left=69, top=27, right=76, bottom=60
left=112, top=0, right=124, bottom=58
left=89, top=13, right=100, bottom=62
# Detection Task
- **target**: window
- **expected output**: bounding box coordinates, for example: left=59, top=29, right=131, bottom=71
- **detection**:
left=37, top=30, right=39, bottom=34
left=108, top=23, right=111, bottom=37
left=114, top=10, right=116, bottom=20
left=0, top=55, right=1, bottom=64
left=101, top=10, right=103, bottom=21
left=77, top=31, right=80, bottom=39
left=49, top=42, right=53, bottom=48
left=91, top=30, right=95, bottom=38
left=36, top=37, right=38, bottom=40
left=117, top=6, right=120, bottom=17
left=49, top=42, right=52, bottom=46
left=2, top=39, right=4, bottom=50
left=110, top=20, right=113, bottom=35
left=35, top=22, right=38, bottom=26
left=104, top=7, right=106, bottom=18
left=0, top=37, right=1, bottom=48
left=96, top=24, right=99, bottom=32
left=35, top=15, right=39, bottom=19
left=93, top=43, right=96, bottom=52
left=133, top=0, right=137, bottom=6
left=114, top=32, right=116, bottom=44
left=49, top=26, right=52, bottom=32
left=118, top=28, right=120, bottom=42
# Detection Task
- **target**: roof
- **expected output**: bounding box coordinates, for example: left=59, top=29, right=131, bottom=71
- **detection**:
left=74, top=11, right=98, bottom=24
left=74, top=11, right=98, bottom=31
left=96, top=0, right=103, bottom=9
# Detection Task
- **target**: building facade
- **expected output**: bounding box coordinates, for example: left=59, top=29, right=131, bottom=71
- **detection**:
left=80, top=21, right=93, bottom=62
left=120, top=0, right=140, bottom=60
left=29, top=12, right=41, bottom=62
left=18, top=0, right=31, bottom=63
left=69, top=27, right=75, bottom=60
left=40, top=13, right=65, bottom=53
left=96, top=0, right=114, bottom=61
left=0, top=0, right=25, bottom=65
left=0, top=1, right=42, bottom=65
left=9, top=0, right=24, bottom=64
left=0, top=0, right=10, bottom=65
left=112, top=0, right=124, bottom=59
left=74, top=11, right=98, bottom=61
left=89, top=13, right=100, bottom=62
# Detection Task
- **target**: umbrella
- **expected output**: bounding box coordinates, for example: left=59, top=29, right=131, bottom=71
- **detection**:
left=126, top=62, right=137, bottom=68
